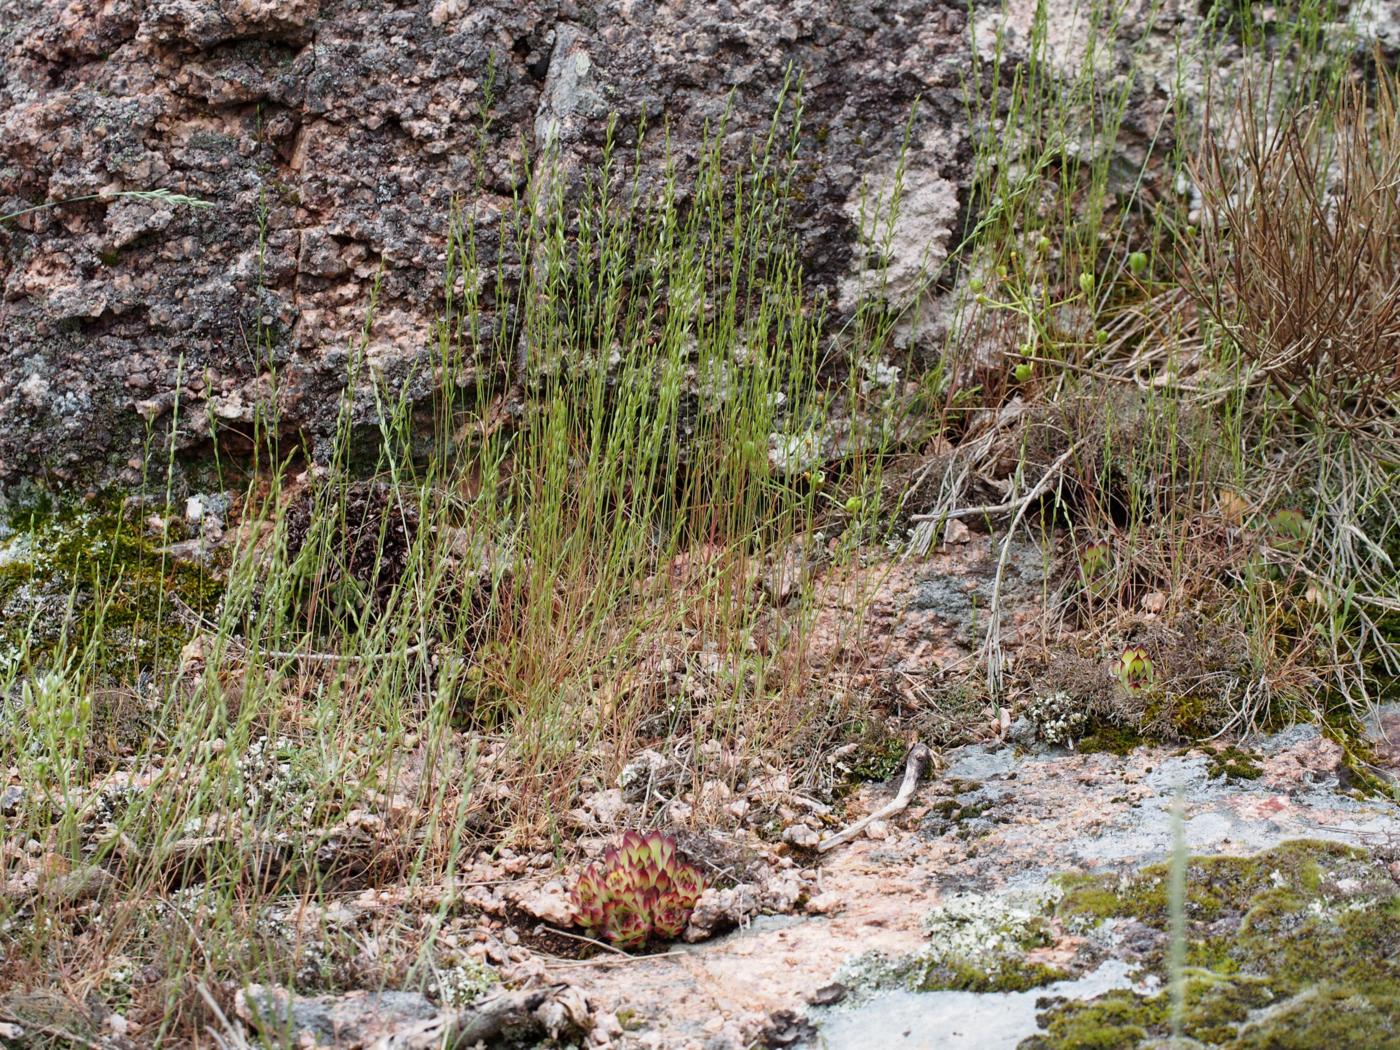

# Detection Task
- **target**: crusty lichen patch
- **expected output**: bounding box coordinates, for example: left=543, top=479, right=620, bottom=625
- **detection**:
left=839, top=886, right=1071, bottom=996
left=1027, top=839, right=1400, bottom=1048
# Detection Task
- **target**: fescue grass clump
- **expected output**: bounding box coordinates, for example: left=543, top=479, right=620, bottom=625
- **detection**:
left=0, top=98, right=910, bottom=1033
left=1193, top=60, right=1400, bottom=429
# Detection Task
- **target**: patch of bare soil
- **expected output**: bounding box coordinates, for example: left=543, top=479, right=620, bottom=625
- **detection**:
left=807, top=531, right=1052, bottom=686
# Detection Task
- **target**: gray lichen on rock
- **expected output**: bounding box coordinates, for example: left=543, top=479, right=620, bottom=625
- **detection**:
left=0, top=0, right=973, bottom=485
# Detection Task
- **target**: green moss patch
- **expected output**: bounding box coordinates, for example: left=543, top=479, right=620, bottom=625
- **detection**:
left=1075, top=724, right=1144, bottom=756
left=921, top=956, right=1069, bottom=994
left=1204, top=745, right=1263, bottom=781
left=1322, top=713, right=1400, bottom=801
left=926, top=796, right=993, bottom=826
left=1033, top=840, right=1400, bottom=1048
left=844, top=736, right=912, bottom=783
left=0, top=505, right=222, bottom=681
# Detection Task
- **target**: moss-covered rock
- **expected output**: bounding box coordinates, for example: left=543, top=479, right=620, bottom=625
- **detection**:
left=1075, top=724, right=1145, bottom=756
left=923, top=956, right=1070, bottom=994
left=1322, top=712, right=1400, bottom=801
left=1030, top=840, right=1400, bottom=1048
left=0, top=502, right=222, bottom=681
left=1204, top=746, right=1263, bottom=781
left=1230, top=986, right=1400, bottom=1050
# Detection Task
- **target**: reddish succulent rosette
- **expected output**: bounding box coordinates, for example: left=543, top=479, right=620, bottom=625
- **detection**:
left=570, top=830, right=706, bottom=949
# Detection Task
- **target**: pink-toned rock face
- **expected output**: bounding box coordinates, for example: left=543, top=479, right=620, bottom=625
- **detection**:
left=0, top=0, right=971, bottom=485
left=1370, top=709, right=1400, bottom=776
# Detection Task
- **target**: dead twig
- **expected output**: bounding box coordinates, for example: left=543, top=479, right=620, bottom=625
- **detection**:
left=539, top=925, right=632, bottom=957
left=904, top=400, right=1028, bottom=557
left=818, top=743, right=937, bottom=853
left=542, top=947, right=689, bottom=970
left=982, top=444, right=1080, bottom=699
left=910, top=488, right=1048, bottom=524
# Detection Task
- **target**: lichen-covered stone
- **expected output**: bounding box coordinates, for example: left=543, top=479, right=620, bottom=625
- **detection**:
left=1033, top=839, right=1400, bottom=1049
left=837, top=885, right=1070, bottom=997
left=0, top=0, right=972, bottom=485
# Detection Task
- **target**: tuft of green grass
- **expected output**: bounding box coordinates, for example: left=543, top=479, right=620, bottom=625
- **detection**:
left=0, top=93, right=913, bottom=1037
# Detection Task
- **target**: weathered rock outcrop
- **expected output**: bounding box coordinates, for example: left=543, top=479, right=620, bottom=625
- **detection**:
left=5, top=0, right=1391, bottom=487
left=0, top=0, right=972, bottom=484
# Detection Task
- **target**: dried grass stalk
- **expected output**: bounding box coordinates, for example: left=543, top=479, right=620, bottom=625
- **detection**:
left=1192, top=61, right=1400, bottom=428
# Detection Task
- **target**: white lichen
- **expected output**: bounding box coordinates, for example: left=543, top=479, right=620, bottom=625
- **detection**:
left=1024, top=690, right=1088, bottom=748
left=434, top=957, right=500, bottom=1007
left=920, top=887, right=1058, bottom=969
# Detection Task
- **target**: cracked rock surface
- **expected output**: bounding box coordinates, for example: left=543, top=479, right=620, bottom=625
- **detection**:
left=0, top=0, right=970, bottom=483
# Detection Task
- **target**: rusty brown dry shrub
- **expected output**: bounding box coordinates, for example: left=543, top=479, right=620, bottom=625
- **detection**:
left=1192, top=62, right=1400, bottom=428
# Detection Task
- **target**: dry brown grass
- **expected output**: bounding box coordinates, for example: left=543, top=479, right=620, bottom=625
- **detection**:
left=1193, top=60, right=1400, bottom=429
